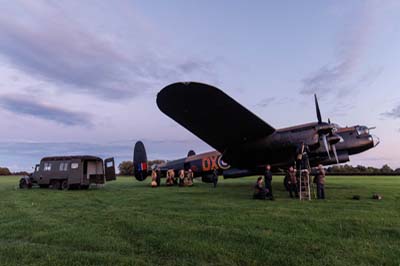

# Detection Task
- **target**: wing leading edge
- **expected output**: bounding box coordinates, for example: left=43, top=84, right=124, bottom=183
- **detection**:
left=157, top=82, right=275, bottom=158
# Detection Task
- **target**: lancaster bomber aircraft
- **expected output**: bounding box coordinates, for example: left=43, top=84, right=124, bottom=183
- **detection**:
left=133, top=82, right=379, bottom=182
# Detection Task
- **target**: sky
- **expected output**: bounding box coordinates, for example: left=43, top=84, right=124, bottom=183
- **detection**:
left=0, top=0, right=400, bottom=171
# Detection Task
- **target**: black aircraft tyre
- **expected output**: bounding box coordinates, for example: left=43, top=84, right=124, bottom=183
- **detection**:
left=61, top=180, right=69, bottom=190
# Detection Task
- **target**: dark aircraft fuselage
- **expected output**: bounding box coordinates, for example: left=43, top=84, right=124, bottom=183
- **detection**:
left=133, top=82, right=379, bottom=182
left=153, top=124, right=377, bottom=181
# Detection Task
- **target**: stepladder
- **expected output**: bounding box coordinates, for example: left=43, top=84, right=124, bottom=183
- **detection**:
left=299, top=169, right=311, bottom=200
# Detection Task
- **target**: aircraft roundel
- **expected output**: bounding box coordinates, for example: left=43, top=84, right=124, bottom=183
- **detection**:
left=217, top=156, right=230, bottom=170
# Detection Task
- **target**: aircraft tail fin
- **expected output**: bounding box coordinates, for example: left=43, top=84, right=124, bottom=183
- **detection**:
left=133, top=141, right=148, bottom=181
left=187, top=150, right=196, bottom=157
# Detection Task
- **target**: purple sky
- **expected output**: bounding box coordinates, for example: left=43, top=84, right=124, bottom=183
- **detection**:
left=0, top=1, right=399, bottom=171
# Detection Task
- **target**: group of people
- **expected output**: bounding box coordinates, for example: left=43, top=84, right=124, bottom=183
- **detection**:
left=284, top=164, right=326, bottom=199
left=151, top=169, right=194, bottom=187
left=253, top=163, right=326, bottom=200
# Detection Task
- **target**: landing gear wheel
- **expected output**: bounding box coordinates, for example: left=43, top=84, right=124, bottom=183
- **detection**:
left=60, top=180, right=69, bottom=190
left=50, top=180, right=61, bottom=190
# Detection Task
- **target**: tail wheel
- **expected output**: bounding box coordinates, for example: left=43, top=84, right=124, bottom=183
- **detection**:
left=60, top=180, right=69, bottom=190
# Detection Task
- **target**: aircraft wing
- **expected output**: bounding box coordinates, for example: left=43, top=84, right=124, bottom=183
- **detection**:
left=157, top=82, right=276, bottom=161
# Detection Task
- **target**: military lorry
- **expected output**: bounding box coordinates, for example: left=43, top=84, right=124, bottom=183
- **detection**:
left=19, top=156, right=116, bottom=190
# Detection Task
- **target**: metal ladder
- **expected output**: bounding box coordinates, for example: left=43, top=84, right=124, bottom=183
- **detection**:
left=299, top=170, right=311, bottom=200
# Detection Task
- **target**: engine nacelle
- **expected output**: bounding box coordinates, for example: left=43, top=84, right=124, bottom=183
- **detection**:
left=309, top=151, right=350, bottom=167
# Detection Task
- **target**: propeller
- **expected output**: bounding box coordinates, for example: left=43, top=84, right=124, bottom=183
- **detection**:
left=314, top=94, right=340, bottom=164
left=331, top=144, right=339, bottom=164
left=315, top=94, right=322, bottom=124
left=322, top=135, right=331, bottom=160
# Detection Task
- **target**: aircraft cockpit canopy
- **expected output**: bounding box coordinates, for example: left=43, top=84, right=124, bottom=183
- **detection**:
left=356, top=126, right=369, bottom=136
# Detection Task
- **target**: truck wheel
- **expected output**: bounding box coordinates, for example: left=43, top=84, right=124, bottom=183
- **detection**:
left=50, top=180, right=60, bottom=190
left=61, top=180, right=69, bottom=190
left=19, top=178, right=28, bottom=189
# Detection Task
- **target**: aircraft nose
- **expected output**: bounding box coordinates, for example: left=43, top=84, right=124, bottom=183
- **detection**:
left=370, top=134, right=380, bottom=147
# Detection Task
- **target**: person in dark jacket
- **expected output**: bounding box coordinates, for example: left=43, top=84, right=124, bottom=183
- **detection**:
left=314, top=164, right=326, bottom=199
left=286, top=166, right=298, bottom=198
left=253, top=177, right=266, bottom=200
left=156, top=169, right=161, bottom=187
left=264, top=164, right=273, bottom=199
left=212, top=169, right=218, bottom=188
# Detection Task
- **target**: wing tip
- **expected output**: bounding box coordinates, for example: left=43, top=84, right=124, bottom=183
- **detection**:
left=157, top=81, right=219, bottom=109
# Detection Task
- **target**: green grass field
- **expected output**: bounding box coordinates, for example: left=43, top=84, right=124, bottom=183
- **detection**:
left=0, top=175, right=399, bottom=266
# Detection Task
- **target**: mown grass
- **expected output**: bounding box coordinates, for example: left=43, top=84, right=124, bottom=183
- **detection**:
left=0, top=175, right=399, bottom=266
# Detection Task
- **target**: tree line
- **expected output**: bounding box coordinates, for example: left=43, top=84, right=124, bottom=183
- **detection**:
left=0, top=167, right=29, bottom=176
left=325, top=164, right=400, bottom=175
left=2, top=162, right=399, bottom=176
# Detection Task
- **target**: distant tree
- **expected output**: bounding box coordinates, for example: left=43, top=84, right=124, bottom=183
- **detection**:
left=355, top=165, right=366, bottom=173
left=0, top=167, right=11, bottom=176
left=148, top=160, right=166, bottom=169
left=380, top=164, right=393, bottom=174
left=118, top=161, right=133, bottom=176
left=12, top=171, right=30, bottom=176
left=324, top=164, right=399, bottom=175
left=366, top=167, right=378, bottom=174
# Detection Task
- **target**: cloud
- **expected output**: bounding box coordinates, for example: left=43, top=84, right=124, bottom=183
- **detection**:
left=255, top=97, right=276, bottom=108
left=0, top=95, right=92, bottom=126
left=255, top=96, right=293, bottom=108
left=381, top=104, right=400, bottom=119
left=0, top=2, right=218, bottom=100
left=300, top=1, right=380, bottom=96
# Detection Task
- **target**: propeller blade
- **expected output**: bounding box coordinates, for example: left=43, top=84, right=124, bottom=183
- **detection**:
left=322, top=135, right=331, bottom=159
left=315, top=94, right=322, bottom=124
left=332, top=144, right=339, bottom=164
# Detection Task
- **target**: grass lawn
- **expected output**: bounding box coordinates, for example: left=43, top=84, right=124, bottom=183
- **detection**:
left=0, top=175, right=399, bottom=266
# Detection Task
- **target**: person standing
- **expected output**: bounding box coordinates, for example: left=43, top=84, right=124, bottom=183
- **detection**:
left=156, top=169, right=161, bottom=187
left=315, top=164, right=326, bottom=199
left=151, top=170, right=158, bottom=187
left=186, top=169, right=194, bottom=186
left=264, top=164, right=273, bottom=199
left=166, top=169, right=174, bottom=186
left=212, top=169, right=218, bottom=188
left=179, top=169, right=185, bottom=187
left=286, top=166, right=298, bottom=198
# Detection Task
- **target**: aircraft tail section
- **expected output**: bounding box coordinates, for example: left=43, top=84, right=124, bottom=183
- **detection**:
left=133, top=141, right=148, bottom=181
